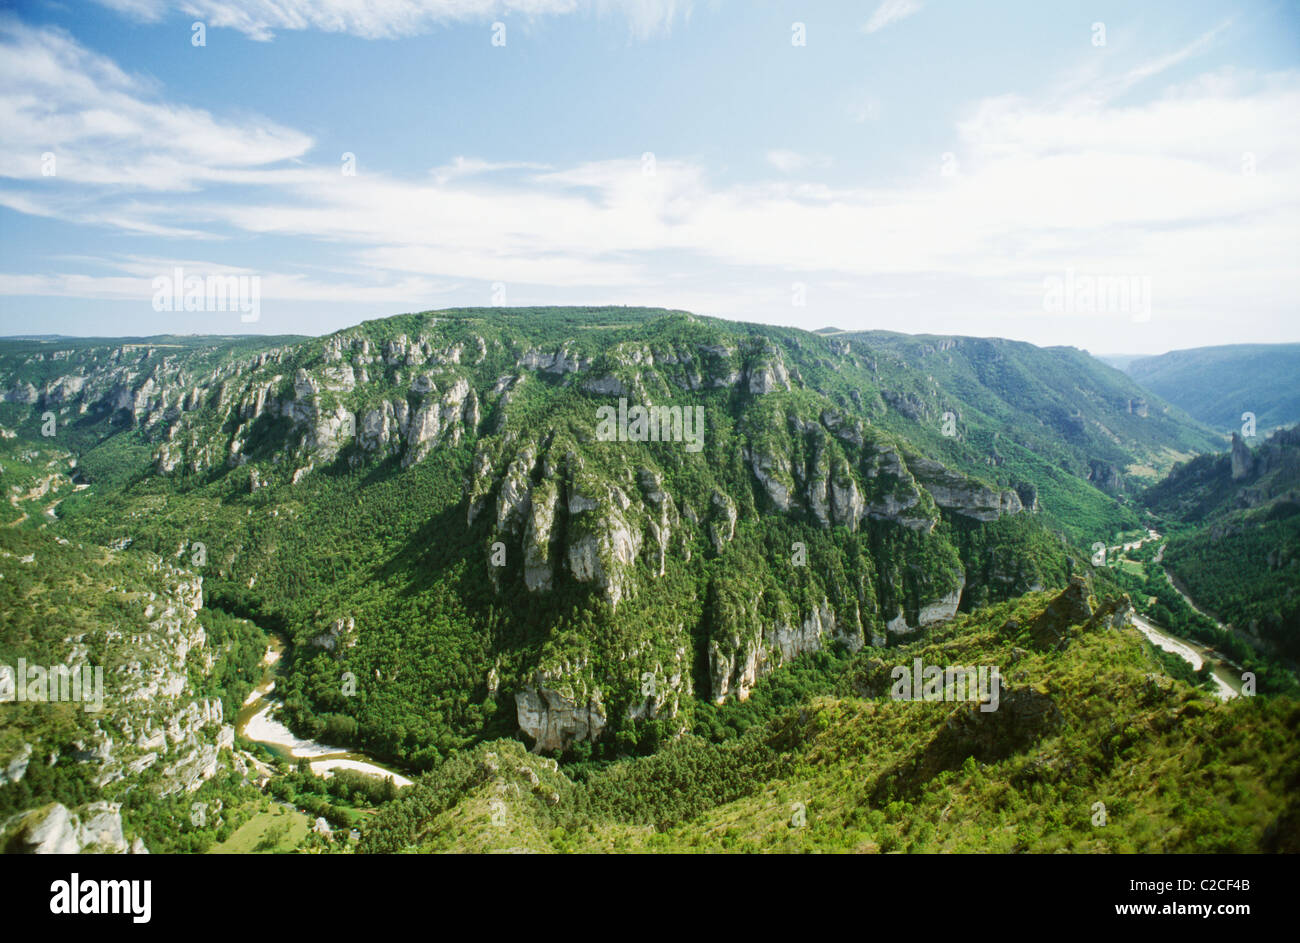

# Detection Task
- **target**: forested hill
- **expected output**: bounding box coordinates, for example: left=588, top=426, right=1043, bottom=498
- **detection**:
left=1142, top=425, right=1300, bottom=659
left=826, top=328, right=1218, bottom=482
left=356, top=585, right=1300, bottom=854
left=0, top=307, right=1220, bottom=769
left=1108, top=343, right=1300, bottom=433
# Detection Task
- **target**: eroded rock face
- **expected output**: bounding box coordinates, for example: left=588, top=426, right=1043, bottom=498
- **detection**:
left=909, top=457, right=1025, bottom=522
left=1231, top=432, right=1255, bottom=481
left=625, top=646, right=691, bottom=724
left=639, top=469, right=682, bottom=576
left=738, top=408, right=1008, bottom=533
left=518, top=346, right=589, bottom=375
left=402, top=378, right=478, bottom=466
left=523, top=482, right=559, bottom=593
left=881, top=389, right=927, bottom=421
left=748, top=448, right=793, bottom=511
left=322, top=364, right=355, bottom=392
left=709, top=627, right=763, bottom=705
left=766, top=601, right=842, bottom=663
left=860, top=446, right=936, bottom=531
left=77, top=801, right=129, bottom=852
left=882, top=575, right=967, bottom=638
left=746, top=354, right=791, bottom=394
left=708, top=491, right=737, bottom=552
left=2, top=803, right=81, bottom=854
left=583, top=375, right=628, bottom=396
left=0, top=801, right=143, bottom=855
left=1030, top=576, right=1094, bottom=649
left=709, top=599, right=866, bottom=703
left=5, top=381, right=39, bottom=404
left=494, top=446, right=536, bottom=536
left=1, top=744, right=33, bottom=785
left=311, top=616, right=357, bottom=653
left=566, top=498, right=642, bottom=608
left=830, top=473, right=865, bottom=530
left=404, top=400, right=442, bottom=465
left=311, top=404, right=355, bottom=463
left=917, top=579, right=965, bottom=626
left=359, top=400, right=412, bottom=454
left=1092, top=594, right=1134, bottom=631
left=515, top=684, right=606, bottom=753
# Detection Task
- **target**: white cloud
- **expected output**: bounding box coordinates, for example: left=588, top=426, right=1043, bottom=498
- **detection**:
left=862, top=0, right=922, bottom=35
left=94, top=0, right=691, bottom=41
left=1055, top=20, right=1233, bottom=107
left=0, top=18, right=312, bottom=191
left=0, top=254, right=457, bottom=305
left=2, top=19, right=1297, bottom=350
left=595, top=0, right=693, bottom=40
left=429, top=156, right=551, bottom=184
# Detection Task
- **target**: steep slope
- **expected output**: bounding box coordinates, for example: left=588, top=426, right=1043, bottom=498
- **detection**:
left=829, top=330, right=1218, bottom=491
left=357, top=583, right=1300, bottom=854
left=1116, top=343, right=1300, bottom=433
left=1142, top=426, right=1300, bottom=659
left=0, top=308, right=1221, bottom=769
left=0, top=524, right=268, bottom=852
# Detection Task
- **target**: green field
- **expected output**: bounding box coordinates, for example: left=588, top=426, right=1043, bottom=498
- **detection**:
left=208, top=804, right=313, bottom=854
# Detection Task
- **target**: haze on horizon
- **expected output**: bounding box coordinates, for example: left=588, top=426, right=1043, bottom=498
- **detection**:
left=1, top=0, right=1298, bottom=355
left=0, top=305, right=1293, bottom=368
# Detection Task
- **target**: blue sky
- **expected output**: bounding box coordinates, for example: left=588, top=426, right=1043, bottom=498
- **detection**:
left=1, top=0, right=1297, bottom=353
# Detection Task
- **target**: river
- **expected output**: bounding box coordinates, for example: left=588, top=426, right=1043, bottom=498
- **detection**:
left=1111, top=531, right=1242, bottom=701
left=235, top=636, right=414, bottom=788
left=1131, top=613, right=1242, bottom=700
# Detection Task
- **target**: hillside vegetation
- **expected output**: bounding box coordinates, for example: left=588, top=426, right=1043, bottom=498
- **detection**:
left=358, top=584, right=1300, bottom=854
left=2, top=308, right=1293, bottom=856
left=0, top=308, right=1214, bottom=769
left=1141, top=426, right=1300, bottom=661
left=1116, top=343, right=1300, bottom=433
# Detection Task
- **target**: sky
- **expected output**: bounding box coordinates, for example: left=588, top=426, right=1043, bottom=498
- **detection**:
left=0, top=0, right=1297, bottom=355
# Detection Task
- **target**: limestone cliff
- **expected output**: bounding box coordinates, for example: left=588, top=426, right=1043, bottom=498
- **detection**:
left=0, top=533, right=242, bottom=849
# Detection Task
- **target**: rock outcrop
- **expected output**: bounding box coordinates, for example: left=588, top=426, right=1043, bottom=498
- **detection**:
left=311, top=616, right=357, bottom=653
left=2, top=536, right=239, bottom=810
left=1231, top=432, right=1255, bottom=481
left=709, top=598, right=869, bottom=703
left=515, top=682, right=607, bottom=753
left=1, top=802, right=145, bottom=855
left=909, top=457, right=1026, bottom=522
left=1029, top=577, right=1094, bottom=649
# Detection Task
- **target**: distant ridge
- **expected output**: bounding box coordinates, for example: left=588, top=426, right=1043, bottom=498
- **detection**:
left=1116, top=343, right=1300, bottom=433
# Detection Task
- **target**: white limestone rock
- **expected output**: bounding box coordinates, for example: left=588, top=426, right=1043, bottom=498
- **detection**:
left=515, top=682, right=607, bottom=752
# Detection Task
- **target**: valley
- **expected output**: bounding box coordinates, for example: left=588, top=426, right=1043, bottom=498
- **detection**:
left=1, top=307, right=1296, bottom=854
left=1104, top=529, right=1244, bottom=700
left=236, top=635, right=414, bottom=787
left=2, top=0, right=1297, bottom=882
left=1131, top=614, right=1241, bottom=700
